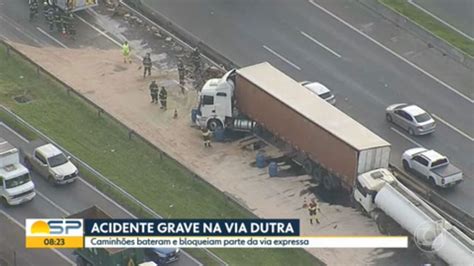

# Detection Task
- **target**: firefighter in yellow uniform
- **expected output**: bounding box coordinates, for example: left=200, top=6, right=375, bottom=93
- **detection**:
left=122, top=41, right=132, bottom=64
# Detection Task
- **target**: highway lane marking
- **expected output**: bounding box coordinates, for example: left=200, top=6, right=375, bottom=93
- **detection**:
left=74, top=12, right=122, bottom=46
left=36, top=27, right=68, bottom=48
left=0, top=122, right=30, bottom=143
left=391, top=127, right=423, bottom=147
left=36, top=190, right=71, bottom=216
left=0, top=14, right=44, bottom=46
left=300, top=31, right=342, bottom=58
left=77, top=178, right=135, bottom=218
left=263, top=45, right=302, bottom=70
left=408, top=0, right=473, bottom=41
left=307, top=0, right=474, bottom=103
left=432, top=114, right=474, bottom=141
left=0, top=209, right=75, bottom=265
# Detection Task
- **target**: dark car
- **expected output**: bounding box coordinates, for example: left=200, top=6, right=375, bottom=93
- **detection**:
left=144, top=248, right=180, bottom=265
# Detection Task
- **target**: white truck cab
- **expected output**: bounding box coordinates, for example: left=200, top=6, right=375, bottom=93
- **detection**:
left=196, top=69, right=235, bottom=130
left=0, top=139, right=35, bottom=205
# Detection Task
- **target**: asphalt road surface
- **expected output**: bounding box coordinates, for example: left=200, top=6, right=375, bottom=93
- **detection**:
left=0, top=123, right=199, bottom=266
left=140, top=0, right=474, bottom=215
left=412, top=0, right=474, bottom=39
left=0, top=211, right=71, bottom=266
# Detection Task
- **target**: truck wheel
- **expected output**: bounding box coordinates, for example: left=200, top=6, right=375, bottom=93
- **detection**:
left=386, top=114, right=392, bottom=122
left=48, top=175, right=56, bottom=185
left=429, top=177, right=437, bottom=187
left=402, top=160, right=410, bottom=171
left=302, top=159, right=313, bottom=175
left=376, top=213, right=389, bottom=235
left=322, top=175, right=333, bottom=191
left=207, top=119, right=223, bottom=131
left=0, top=197, right=8, bottom=207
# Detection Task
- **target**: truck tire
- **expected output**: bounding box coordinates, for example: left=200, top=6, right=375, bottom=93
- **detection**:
left=207, top=119, right=223, bottom=131
left=402, top=160, right=410, bottom=171
left=385, top=114, right=392, bottom=122
left=322, top=175, right=333, bottom=191
left=0, top=197, right=8, bottom=207
left=376, top=213, right=389, bottom=235
left=48, top=175, right=56, bottom=185
left=302, top=159, right=313, bottom=175
left=429, top=177, right=437, bottom=187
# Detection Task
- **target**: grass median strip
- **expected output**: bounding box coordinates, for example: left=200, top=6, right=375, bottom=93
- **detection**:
left=380, top=0, right=474, bottom=56
left=0, top=45, right=323, bottom=265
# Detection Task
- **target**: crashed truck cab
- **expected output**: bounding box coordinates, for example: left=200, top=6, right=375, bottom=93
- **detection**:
left=195, top=69, right=236, bottom=131
left=353, top=168, right=397, bottom=213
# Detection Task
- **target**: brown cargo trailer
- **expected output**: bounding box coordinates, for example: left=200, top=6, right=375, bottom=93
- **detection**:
left=234, top=63, right=391, bottom=191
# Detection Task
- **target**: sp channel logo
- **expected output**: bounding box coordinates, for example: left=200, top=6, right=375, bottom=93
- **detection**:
left=26, top=219, right=83, bottom=236
left=26, top=219, right=84, bottom=248
left=413, top=220, right=446, bottom=252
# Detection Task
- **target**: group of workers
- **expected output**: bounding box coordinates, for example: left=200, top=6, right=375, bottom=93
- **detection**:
left=28, top=0, right=75, bottom=38
left=122, top=41, right=215, bottom=148
left=148, top=81, right=168, bottom=110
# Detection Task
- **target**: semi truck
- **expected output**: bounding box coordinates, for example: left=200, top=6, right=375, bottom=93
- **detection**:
left=195, top=62, right=391, bottom=191
left=194, top=62, right=473, bottom=264
left=0, top=138, right=36, bottom=205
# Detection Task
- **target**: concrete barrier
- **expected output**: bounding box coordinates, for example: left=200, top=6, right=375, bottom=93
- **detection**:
left=358, top=0, right=473, bottom=70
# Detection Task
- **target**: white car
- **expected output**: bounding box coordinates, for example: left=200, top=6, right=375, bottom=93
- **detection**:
left=25, top=143, right=78, bottom=185
left=386, top=104, right=435, bottom=135
left=300, top=81, right=336, bottom=105
left=402, top=148, right=463, bottom=188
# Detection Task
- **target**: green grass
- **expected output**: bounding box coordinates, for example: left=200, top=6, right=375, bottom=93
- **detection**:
left=380, top=0, right=474, bottom=56
left=0, top=45, right=323, bottom=265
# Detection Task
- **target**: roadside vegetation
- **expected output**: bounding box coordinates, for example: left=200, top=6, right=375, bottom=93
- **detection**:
left=0, top=44, right=323, bottom=265
left=380, top=0, right=474, bottom=56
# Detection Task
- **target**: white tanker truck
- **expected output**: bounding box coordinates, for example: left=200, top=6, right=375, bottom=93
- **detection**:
left=354, top=168, right=473, bottom=264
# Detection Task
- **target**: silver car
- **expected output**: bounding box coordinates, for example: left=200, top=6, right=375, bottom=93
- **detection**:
left=385, top=104, right=436, bottom=135
left=300, top=81, right=336, bottom=105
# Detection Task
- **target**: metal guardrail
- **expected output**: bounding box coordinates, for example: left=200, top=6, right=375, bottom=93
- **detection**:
left=389, top=164, right=474, bottom=239
left=0, top=40, right=230, bottom=266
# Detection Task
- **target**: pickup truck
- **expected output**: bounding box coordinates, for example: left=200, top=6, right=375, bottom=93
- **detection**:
left=402, top=148, right=463, bottom=188
left=24, top=143, right=78, bottom=185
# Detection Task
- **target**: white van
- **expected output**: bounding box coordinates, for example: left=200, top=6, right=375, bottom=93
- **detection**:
left=0, top=139, right=35, bottom=205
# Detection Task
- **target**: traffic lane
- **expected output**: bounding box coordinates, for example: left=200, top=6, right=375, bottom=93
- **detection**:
left=413, top=0, right=474, bottom=39
left=0, top=0, right=58, bottom=46
left=144, top=0, right=473, bottom=134
left=217, top=12, right=474, bottom=178
left=0, top=128, right=200, bottom=266
left=0, top=211, right=72, bottom=266
left=143, top=0, right=473, bottom=178
left=382, top=122, right=474, bottom=215
left=0, top=192, right=76, bottom=260
left=0, top=0, right=118, bottom=50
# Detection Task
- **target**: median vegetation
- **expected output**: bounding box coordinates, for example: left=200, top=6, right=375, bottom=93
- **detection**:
left=0, top=43, right=323, bottom=265
left=379, top=0, right=474, bottom=56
